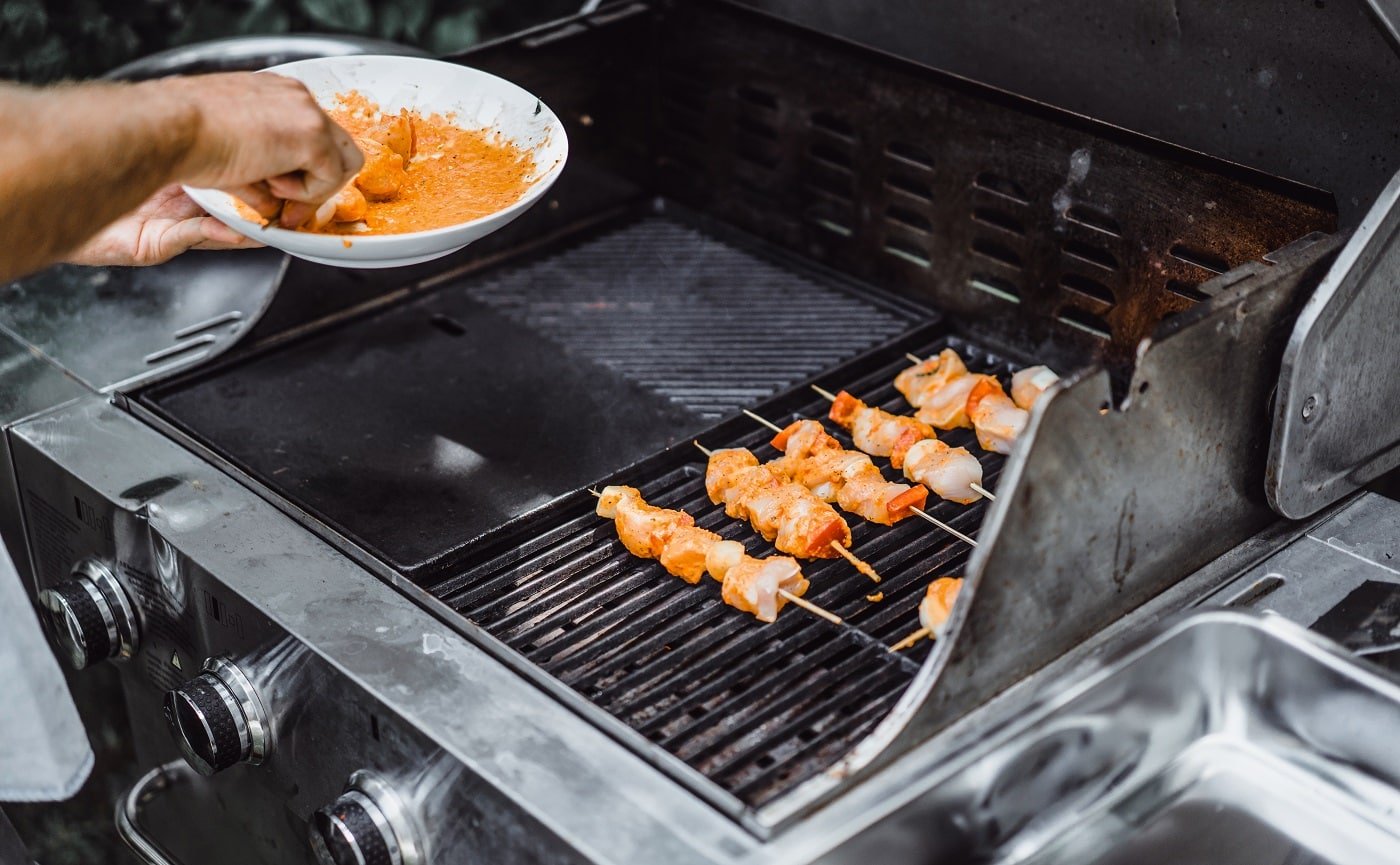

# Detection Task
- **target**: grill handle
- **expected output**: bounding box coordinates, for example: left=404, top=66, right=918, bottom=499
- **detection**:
left=115, top=761, right=197, bottom=865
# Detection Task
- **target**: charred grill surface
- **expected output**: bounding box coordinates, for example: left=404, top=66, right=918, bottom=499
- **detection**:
left=423, top=335, right=1015, bottom=809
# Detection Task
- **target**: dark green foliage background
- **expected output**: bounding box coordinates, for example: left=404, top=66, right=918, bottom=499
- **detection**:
left=0, top=0, right=579, bottom=82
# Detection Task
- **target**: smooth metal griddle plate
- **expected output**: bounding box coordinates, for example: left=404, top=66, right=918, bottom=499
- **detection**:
left=138, top=215, right=917, bottom=582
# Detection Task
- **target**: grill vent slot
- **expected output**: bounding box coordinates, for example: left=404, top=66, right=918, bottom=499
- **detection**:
left=973, top=172, right=1030, bottom=204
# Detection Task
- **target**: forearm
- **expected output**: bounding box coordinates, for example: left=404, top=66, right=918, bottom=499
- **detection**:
left=0, top=80, right=201, bottom=281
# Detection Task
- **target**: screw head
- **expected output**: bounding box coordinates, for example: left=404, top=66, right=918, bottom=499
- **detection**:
left=1302, top=394, right=1318, bottom=421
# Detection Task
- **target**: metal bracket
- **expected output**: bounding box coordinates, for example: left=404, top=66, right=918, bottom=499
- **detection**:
left=1268, top=168, right=1400, bottom=518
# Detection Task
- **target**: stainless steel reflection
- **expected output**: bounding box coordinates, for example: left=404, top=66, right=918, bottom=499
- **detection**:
left=814, top=611, right=1400, bottom=865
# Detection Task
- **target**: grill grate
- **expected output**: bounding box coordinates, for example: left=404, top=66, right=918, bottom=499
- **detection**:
left=463, top=217, right=915, bottom=419
left=425, top=334, right=1016, bottom=810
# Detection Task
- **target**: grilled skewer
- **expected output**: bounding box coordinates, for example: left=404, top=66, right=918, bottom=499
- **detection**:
left=592, top=486, right=840, bottom=624
left=889, top=576, right=963, bottom=651
left=742, top=411, right=979, bottom=548
left=897, top=350, right=1055, bottom=458
left=694, top=442, right=882, bottom=582
left=809, top=390, right=987, bottom=505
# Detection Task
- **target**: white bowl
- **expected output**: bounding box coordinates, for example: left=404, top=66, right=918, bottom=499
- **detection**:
left=183, top=55, right=568, bottom=269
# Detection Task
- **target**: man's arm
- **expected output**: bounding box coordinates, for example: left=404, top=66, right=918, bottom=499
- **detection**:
left=0, top=74, right=363, bottom=282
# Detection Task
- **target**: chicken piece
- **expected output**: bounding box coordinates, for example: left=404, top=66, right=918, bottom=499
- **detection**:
left=704, top=448, right=763, bottom=515
left=354, top=136, right=408, bottom=200
left=1010, top=365, right=1060, bottom=411
left=720, top=555, right=808, bottom=623
left=597, top=485, right=692, bottom=559
left=902, top=438, right=984, bottom=505
left=704, top=539, right=748, bottom=583
left=895, top=349, right=968, bottom=409
left=366, top=109, right=416, bottom=162
left=332, top=184, right=368, bottom=222
left=918, top=577, right=963, bottom=635
left=966, top=378, right=1029, bottom=455
left=704, top=449, right=851, bottom=558
left=829, top=392, right=936, bottom=469
left=915, top=373, right=995, bottom=430
left=835, top=471, right=927, bottom=525
left=659, top=524, right=722, bottom=584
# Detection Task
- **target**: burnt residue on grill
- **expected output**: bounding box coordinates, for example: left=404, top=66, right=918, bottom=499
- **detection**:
left=424, top=335, right=1015, bottom=809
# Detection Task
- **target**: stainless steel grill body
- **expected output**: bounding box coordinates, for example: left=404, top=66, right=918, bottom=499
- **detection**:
left=4, top=1, right=1398, bottom=862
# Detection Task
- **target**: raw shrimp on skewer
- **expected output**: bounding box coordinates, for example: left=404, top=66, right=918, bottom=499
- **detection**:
left=1010, top=365, right=1060, bottom=411
left=767, top=420, right=928, bottom=525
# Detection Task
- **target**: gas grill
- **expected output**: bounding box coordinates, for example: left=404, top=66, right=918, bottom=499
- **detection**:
left=5, top=2, right=1400, bottom=863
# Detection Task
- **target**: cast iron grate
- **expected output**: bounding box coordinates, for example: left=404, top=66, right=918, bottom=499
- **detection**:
left=462, top=216, right=914, bottom=419
left=425, top=334, right=1016, bottom=810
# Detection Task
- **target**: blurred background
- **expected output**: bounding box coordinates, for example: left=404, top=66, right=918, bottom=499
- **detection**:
left=0, top=2, right=579, bottom=861
left=0, top=0, right=578, bottom=82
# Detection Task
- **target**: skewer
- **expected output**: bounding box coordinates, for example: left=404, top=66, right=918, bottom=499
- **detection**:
left=694, top=439, right=880, bottom=582
left=745, top=408, right=978, bottom=550
left=587, top=487, right=842, bottom=625
left=819, top=368, right=1003, bottom=503
left=889, top=626, right=932, bottom=652
left=905, top=352, right=924, bottom=364
left=742, top=408, right=785, bottom=434
left=910, top=508, right=977, bottom=547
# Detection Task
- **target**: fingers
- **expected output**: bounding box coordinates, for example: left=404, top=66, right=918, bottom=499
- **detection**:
left=150, top=217, right=259, bottom=263
left=278, top=199, right=316, bottom=229
left=223, top=181, right=281, bottom=218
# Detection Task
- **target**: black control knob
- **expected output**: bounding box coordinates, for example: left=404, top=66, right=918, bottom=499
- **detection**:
left=162, top=658, right=270, bottom=776
left=310, top=772, right=421, bottom=865
left=38, top=559, right=139, bottom=670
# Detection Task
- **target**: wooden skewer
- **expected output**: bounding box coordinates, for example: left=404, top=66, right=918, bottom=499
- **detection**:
left=694, top=440, right=713, bottom=458
left=782, top=592, right=843, bottom=625
left=742, top=408, right=785, bottom=434
left=969, top=482, right=997, bottom=502
left=910, top=507, right=977, bottom=547
left=889, top=626, right=933, bottom=652
left=587, top=488, right=841, bottom=625
left=811, top=384, right=840, bottom=402
left=696, top=438, right=881, bottom=582
left=906, top=352, right=924, bottom=364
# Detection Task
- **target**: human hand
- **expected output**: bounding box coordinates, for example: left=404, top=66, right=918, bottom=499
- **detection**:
left=64, top=184, right=262, bottom=267
left=163, top=72, right=363, bottom=229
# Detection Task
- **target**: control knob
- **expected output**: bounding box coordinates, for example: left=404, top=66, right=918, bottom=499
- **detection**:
left=311, top=771, right=422, bottom=865
left=38, top=558, right=139, bottom=670
left=162, top=657, right=271, bottom=775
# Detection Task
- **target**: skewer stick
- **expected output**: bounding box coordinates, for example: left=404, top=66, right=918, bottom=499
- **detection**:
left=780, top=591, right=843, bottom=625
left=694, top=441, right=713, bottom=458
left=588, top=489, right=842, bottom=625
left=829, top=540, right=880, bottom=583
left=742, top=409, right=785, bottom=435
left=910, top=507, right=977, bottom=547
left=906, top=352, right=924, bottom=364
left=889, top=626, right=932, bottom=652
left=970, top=482, right=997, bottom=502
left=810, top=384, right=839, bottom=402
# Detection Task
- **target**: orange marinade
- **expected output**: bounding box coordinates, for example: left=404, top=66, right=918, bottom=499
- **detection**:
left=309, top=91, right=537, bottom=235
